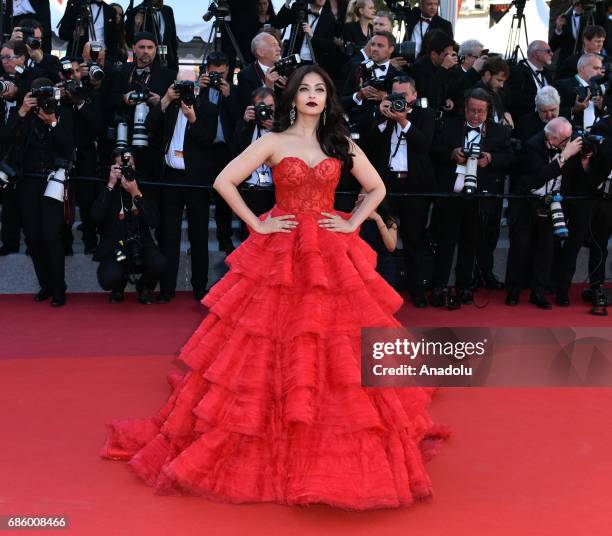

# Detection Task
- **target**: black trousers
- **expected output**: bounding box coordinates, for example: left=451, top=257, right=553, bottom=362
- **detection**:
left=239, top=185, right=275, bottom=241
left=211, top=142, right=233, bottom=244
left=432, top=197, right=479, bottom=289
left=505, top=199, right=554, bottom=295
left=554, top=199, right=594, bottom=292
left=0, top=184, right=21, bottom=251
left=18, top=176, right=66, bottom=294
left=73, top=179, right=101, bottom=248
left=388, top=190, right=430, bottom=295
left=157, top=171, right=211, bottom=294
left=475, top=197, right=503, bottom=278
left=97, top=246, right=166, bottom=292
left=588, top=196, right=612, bottom=287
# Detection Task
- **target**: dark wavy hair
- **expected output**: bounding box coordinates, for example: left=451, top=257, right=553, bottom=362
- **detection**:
left=272, top=65, right=354, bottom=170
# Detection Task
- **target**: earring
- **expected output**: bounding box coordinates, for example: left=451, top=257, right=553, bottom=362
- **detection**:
left=322, top=107, right=327, bottom=126
left=289, top=105, right=296, bottom=125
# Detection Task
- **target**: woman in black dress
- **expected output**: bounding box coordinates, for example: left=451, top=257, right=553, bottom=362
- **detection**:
left=342, top=0, right=375, bottom=50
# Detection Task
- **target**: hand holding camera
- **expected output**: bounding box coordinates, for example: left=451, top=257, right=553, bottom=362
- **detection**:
left=180, top=101, right=196, bottom=123
left=572, top=91, right=591, bottom=114
left=161, top=84, right=180, bottom=110
left=451, top=147, right=467, bottom=165
left=560, top=136, right=583, bottom=161
left=199, top=71, right=230, bottom=97
left=244, top=105, right=256, bottom=123
left=380, top=95, right=409, bottom=126
left=108, top=164, right=122, bottom=188
left=442, top=53, right=459, bottom=70
left=18, top=92, right=37, bottom=117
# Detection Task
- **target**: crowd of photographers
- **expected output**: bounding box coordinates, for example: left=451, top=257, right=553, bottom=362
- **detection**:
left=0, top=0, right=610, bottom=314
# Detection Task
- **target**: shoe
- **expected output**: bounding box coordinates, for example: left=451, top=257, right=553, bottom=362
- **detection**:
left=34, top=288, right=52, bottom=302
left=411, top=292, right=427, bottom=308
left=530, top=291, right=552, bottom=310
left=155, top=291, right=175, bottom=304
left=193, top=287, right=208, bottom=301
left=483, top=274, right=505, bottom=290
left=429, top=287, right=446, bottom=307
left=0, top=246, right=18, bottom=256
left=505, top=290, right=520, bottom=306
left=138, top=288, right=153, bottom=304
left=109, top=290, right=124, bottom=303
left=51, top=292, right=66, bottom=307
left=555, top=288, right=570, bottom=307
left=218, top=239, right=235, bottom=255
left=457, top=288, right=473, bottom=304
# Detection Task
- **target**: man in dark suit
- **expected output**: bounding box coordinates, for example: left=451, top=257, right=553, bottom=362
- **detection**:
left=198, top=51, right=240, bottom=255
left=556, top=25, right=609, bottom=80
left=403, top=0, right=453, bottom=56
left=126, top=0, right=179, bottom=73
left=9, top=18, right=61, bottom=83
left=555, top=52, right=605, bottom=129
left=408, top=29, right=458, bottom=114
left=429, top=88, right=513, bottom=307
left=506, top=40, right=554, bottom=122
left=505, top=118, right=584, bottom=308
left=550, top=0, right=589, bottom=59
left=447, top=39, right=487, bottom=114
left=275, top=0, right=337, bottom=74
left=342, top=31, right=401, bottom=144
left=145, top=71, right=216, bottom=303
left=58, top=0, right=118, bottom=60
left=363, top=75, right=435, bottom=308
left=2, top=0, right=52, bottom=53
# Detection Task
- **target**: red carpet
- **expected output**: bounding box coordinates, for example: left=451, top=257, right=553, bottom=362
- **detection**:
left=1, top=288, right=611, bottom=535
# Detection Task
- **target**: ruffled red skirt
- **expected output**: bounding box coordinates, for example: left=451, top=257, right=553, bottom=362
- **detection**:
left=100, top=208, right=450, bottom=511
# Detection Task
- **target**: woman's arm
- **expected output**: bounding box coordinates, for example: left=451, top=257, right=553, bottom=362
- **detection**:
left=376, top=216, right=398, bottom=252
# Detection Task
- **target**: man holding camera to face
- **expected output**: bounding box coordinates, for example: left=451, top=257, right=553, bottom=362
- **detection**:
left=0, top=76, right=74, bottom=306
left=144, top=71, right=216, bottom=304
left=363, top=75, right=435, bottom=308
left=232, top=86, right=277, bottom=240
left=9, top=18, right=61, bottom=83
left=92, top=149, right=166, bottom=304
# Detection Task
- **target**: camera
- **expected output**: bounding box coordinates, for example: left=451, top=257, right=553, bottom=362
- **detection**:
left=205, top=71, right=223, bottom=90
left=545, top=191, right=569, bottom=240
left=386, top=92, right=407, bottom=113
left=361, top=60, right=388, bottom=91
left=58, top=79, right=87, bottom=100
left=0, top=161, right=17, bottom=190
left=173, top=80, right=199, bottom=106
left=87, top=62, right=105, bottom=82
left=253, top=102, right=273, bottom=124
left=343, top=41, right=357, bottom=58
left=89, top=41, right=103, bottom=61
left=203, top=0, right=231, bottom=22
left=0, top=79, right=16, bottom=96
left=115, top=233, right=144, bottom=269
left=31, top=86, right=61, bottom=114
left=274, top=54, right=302, bottom=77
left=290, top=0, right=308, bottom=24
left=20, top=26, right=40, bottom=50
left=462, top=141, right=481, bottom=196
left=132, top=102, right=149, bottom=147
left=572, top=128, right=605, bottom=155
left=119, top=150, right=135, bottom=182
left=396, top=41, right=416, bottom=63
left=128, top=89, right=150, bottom=103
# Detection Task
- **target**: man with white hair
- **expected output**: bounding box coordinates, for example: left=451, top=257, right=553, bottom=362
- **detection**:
left=514, top=85, right=561, bottom=142
left=505, top=117, right=583, bottom=308
left=555, top=52, right=605, bottom=130
left=237, top=32, right=285, bottom=111
left=506, top=40, right=554, bottom=121
left=447, top=40, right=488, bottom=111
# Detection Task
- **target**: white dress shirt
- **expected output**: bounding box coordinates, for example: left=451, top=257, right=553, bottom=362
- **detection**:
left=411, top=17, right=431, bottom=56
left=165, top=111, right=188, bottom=170
left=13, top=0, right=36, bottom=17
left=379, top=120, right=411, bottom=172
left=300, top=10, right=321, bottom=61
left=454, top=123, right=483, bottom=192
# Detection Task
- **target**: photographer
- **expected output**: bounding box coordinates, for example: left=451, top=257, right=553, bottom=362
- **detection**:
left=556, top=53, right=605, bottom=130
left=232, top=87, right=276, bottom=239
left=126, top=0, right=178, bottom=73
left=1, top=77, right=74, bottom=306
left=9, top=18, right=61, bottom=83
left=58, top=0, right=118, bottom=60
left=429, top=88, right=513, bottom=307
left=447, top=40, right=487, bottom=111
left=505, top=117, right=583, bottom=308
left=506, top=40, right=554, bottom=123
left=404, top=0, right=453, bottom=56
left=144, top=71, right=216, bottom=303
left=556, top=25, right=609, bottom=80
left=110, top=31, right=175, bottom=182
left=2, top=0, right=52, bottom=53
left=551, top=0, right=590, bottom=59
left=362, top=75, right=435, bottom=307
left=0, top=40, right=43, bottom=105
left=92, top=149, right=165, bottom=304
left=199, top=51, right=240, bottom=255
left=408, top=29, right=457, bottom=114
left=237, top=33, right=285, bottom=112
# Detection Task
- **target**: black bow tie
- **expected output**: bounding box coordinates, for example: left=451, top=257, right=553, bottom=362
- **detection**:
left=574, top=12, right=581, bottom=17
left=420, top=17, right=432, bottom=23
left=308, top=9, right=320, bottom=19
left=375, top=64, right=387, bottom=72
left=466, top=126, right=481, bottom=133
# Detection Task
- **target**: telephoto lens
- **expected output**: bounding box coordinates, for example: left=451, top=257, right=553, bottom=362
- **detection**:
left=549, top=192, right=569, bottom=240
left=132, top=102, right=149, bottom=148
left=462, top=143, right=481, bottom=196
left=115, top=122, right=128, bottom=149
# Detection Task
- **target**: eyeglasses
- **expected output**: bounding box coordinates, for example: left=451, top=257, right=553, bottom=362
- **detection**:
left=0, top=55, right=18, bottom=61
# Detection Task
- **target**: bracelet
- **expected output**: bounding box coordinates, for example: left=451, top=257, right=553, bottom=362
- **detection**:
left=106, top=185, right=114, bottom=192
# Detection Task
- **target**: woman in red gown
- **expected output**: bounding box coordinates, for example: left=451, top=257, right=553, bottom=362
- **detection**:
left=101, top=65, right=449, bottom=511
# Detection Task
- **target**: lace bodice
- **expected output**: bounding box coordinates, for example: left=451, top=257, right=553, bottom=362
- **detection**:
left=272, top=156, right=341, bottom=214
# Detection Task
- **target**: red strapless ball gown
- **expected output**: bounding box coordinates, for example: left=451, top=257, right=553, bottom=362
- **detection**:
left=100, top=156, right=450, bottom=511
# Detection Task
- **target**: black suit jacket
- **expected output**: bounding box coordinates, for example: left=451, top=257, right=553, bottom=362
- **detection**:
left=145, top=97, right=217, bottom=186
left=363, top=107, right=436, bottom=193
left=554, top=75, right=605, bottom=127
left=404, top=8, right=453, bottom=42
left=549, top=9, right=588, bottom=59
left=3, top=0, right=52, bottom=53
left=431, top=117, right=513, bottom=193
left=199, top=85, right=240, bottom=150
left=506, top=60, right=554, bottom=120
left=126, top=4, right=179, bottom=72
left=513, top=112, right=546, bottom=144
left=58, top=1, right=118, bottom=60
left=408, top=56, right=455, bottom=112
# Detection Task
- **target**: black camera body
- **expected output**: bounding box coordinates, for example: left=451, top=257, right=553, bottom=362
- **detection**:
left=59, top=79, right=87, bottom=100
left=173, top=80, right=198, bottom=106
left=206, top=71, right=223, bottom=90
left=129, top=89, right=150, bottom=103
left=361, top=60, right=388, bottom=92
left=386, top=92, right=407, bottom=113
left=572, top=128, right=605, bottom=155
left=87, top=62, right=105, bottom=82
left=0, top=161, right=17, bottom=190
left=396, top=41, right=416, bottom=63
left=463, top=141, right=482, bottom=159
left=20, top=26, right=41, bottom=50
left=31, top=86, right=61, bottom=114
left=203, top=0, right=231, bottom=22
left=254, top=102, right=273, bottom=124
left=274, top=54, right=302, bottom=78
left=120, top=151, right=135, bottom=182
